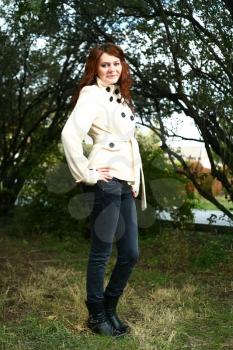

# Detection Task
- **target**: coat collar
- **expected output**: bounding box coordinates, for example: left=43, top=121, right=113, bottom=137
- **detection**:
left=96, top=76, right=119, bottom=94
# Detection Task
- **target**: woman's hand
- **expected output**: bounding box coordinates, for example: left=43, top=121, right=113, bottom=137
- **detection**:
left=131, top=186, right=138, bottom=198
left=96, top=167, right=113, bottom=182
left=131, top=189, right=137, bottom=198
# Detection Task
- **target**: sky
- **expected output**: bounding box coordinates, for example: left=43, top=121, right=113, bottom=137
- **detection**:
left=139, top=114, right=210, bottom=168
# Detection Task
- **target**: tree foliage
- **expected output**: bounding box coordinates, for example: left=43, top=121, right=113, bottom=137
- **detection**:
left=0, top=0, right=102, bottom=214
left=92, top=0, right=233, bottom=219
left=1, top=0, right=233, bottom=221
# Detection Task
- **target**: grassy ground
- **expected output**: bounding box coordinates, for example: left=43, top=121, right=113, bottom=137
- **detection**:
left=194, top=195, right=233, bottom=211
left=0, top=228, right=233, bottom=350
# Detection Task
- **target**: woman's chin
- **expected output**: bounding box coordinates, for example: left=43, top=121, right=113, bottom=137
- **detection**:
left=105, top=77, right=119, bottom=84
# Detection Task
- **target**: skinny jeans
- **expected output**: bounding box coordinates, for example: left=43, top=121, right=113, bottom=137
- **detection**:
left=82, top=177, right=139, bottom=303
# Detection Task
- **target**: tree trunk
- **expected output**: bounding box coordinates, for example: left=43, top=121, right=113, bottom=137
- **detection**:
left=0, top=190, right=16, bottom=217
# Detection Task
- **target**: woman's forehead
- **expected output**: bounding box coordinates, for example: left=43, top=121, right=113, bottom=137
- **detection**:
left=99, top=52, right=120, bottom=63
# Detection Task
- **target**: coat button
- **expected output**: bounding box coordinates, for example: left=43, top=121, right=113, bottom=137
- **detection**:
left=109, top=142, right=115, bottom=148
left=130, top=115, right=134, bottom=121
left=109, top=96, right=113, bottom=102
left=114, top=88, right=119, bottom=94
left=121, top=112, right=126, bottom=118
left=117, top=98, right=121, bottom=103
left=106, top=87, right=110, bottom=92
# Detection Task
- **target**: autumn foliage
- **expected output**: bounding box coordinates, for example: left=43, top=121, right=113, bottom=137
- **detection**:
left=185, top=161, right=223, bottom=196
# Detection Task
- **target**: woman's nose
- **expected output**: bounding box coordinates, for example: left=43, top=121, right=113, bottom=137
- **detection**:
left=108, top=64, right=115, bottom=72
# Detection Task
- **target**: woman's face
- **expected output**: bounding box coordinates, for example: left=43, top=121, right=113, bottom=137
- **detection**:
left=97, top=52, right=122, bottom=85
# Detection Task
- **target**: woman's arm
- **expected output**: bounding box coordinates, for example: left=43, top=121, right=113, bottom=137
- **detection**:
left=61, top=86, right=99, bottom=185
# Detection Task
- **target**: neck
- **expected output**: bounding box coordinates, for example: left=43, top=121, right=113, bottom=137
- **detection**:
left=96, top=76, right=118, bottom=88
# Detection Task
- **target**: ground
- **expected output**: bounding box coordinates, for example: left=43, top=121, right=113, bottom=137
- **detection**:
left=0, top=228, right=233, bottom=350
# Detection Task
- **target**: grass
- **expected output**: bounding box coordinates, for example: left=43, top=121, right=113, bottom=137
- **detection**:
left=194, top=195, right=233, bottom=211
left=0, top=228, right=233, bottom=350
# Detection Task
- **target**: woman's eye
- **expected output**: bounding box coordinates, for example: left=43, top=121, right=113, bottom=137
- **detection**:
left=100, top=62, right=120, bottom=68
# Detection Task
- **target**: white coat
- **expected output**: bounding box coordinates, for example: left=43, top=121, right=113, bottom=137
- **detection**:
left=61, top=77, right=147, bottom=211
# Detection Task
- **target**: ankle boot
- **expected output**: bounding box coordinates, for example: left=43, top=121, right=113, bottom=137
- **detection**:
left=85, top=300, right=123, bottom=337
left=103, top=295, right=130, bottom=334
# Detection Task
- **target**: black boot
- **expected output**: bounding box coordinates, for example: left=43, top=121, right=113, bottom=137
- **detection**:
left=85, top=300, right=123, bottom=337
left=103, top=295, right=130, bottom=334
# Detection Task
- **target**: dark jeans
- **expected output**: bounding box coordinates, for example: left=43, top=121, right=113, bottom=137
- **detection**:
left=82, top=177, right=139, bottom=303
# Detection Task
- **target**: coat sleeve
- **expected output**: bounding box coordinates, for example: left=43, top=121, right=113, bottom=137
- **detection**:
left=61, top=86, right=99, bottom=185
left=130, top=135, right=141, bottom=197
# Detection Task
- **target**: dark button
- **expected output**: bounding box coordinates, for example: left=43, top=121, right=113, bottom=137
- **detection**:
left=106, top=87, right=110, bottom=92
left=114, top=88, right=119, bottom=94
left=109, top=96, right=113, bottom=102
left=117, top=98, right=121, bottom=103
left=121, top=112, right=126, bottom=118
left=109, top=142, right=115, bottom=148
left=130, top=115, right=134, bottom=120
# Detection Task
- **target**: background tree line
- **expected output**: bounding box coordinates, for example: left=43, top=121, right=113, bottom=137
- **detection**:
left=1, top=0, right=233, bottom=225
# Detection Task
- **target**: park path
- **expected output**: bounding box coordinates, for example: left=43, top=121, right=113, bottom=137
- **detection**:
left=158, top=209, right=233, bottom=228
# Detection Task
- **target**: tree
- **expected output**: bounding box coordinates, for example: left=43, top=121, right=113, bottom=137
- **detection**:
left=0, top=0, right=112, bottom=215
left=128, top=0, right=233, bottom=220
left=85, top=0, right=233, bottom=219
left=1, top=0, right=233, bottom=223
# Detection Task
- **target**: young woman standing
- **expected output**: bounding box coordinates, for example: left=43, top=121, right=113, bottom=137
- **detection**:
left=61, top=42, right=147, bottom=337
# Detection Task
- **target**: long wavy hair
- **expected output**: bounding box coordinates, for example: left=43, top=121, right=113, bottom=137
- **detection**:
left=72, top=42, right=133, bottom=109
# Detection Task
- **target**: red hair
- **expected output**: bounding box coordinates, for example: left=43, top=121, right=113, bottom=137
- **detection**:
left=72, top=42, right=133, bottom=109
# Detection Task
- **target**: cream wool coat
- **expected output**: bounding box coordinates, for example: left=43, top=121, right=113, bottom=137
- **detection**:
left=61, top=77, right=147, bottom=211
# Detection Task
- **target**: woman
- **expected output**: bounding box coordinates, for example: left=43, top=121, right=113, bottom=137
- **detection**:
left=61, top=42, right=147, bottom=337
